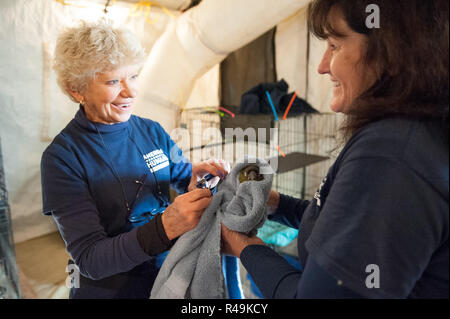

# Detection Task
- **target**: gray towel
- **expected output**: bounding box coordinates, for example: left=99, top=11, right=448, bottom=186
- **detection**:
left=150, top=157, right=274, bottom=299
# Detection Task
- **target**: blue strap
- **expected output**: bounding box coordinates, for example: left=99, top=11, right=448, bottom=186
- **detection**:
left=265, top=91, right=279, bottom=121
left=222, top=255, right=244, bottom=299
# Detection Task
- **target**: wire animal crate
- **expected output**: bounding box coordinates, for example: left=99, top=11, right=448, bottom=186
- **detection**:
left=274, top=113, right=342, bottom=199
left=179, top=107, right=276, bottom=165
left=178, top=107, right=342, bottom=200
left=0, top=138, right=21, bottom=299
left=178, top=107, right=222, bottom=163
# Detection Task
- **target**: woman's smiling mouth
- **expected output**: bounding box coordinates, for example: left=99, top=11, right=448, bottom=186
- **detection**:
left=111, top=103, right=132, bottom=111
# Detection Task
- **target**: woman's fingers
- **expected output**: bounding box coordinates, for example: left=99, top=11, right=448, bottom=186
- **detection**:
left=185, top=188, right=212, bottom=202
left=207, top=160, right=230, bottom=178
left=192, top=196, right=213, bottom=212
left=198, top=163, right=225, bottom=179
left=189, top=159, right=230, bottom=191
left=194, top=159, right=230, bottom=179
left=220, top=224, right=265, bottom=257
left=162, top=189, right=212, bottom=240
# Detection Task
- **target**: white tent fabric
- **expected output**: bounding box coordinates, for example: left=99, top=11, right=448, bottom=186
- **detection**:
left=275, top=7, right=334, bottom=111
left=120, top=0, right=193, bottom=11
left=0, top=0, right=337, bottom=243
left=133, top=0, right=311, bottom=132
left=0, top=0, right=188, bottom=243
left=276, top=7, right=310, bottom=102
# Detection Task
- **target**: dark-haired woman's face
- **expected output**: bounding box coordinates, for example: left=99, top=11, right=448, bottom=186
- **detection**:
left=317, top=9, right=377, bottom=113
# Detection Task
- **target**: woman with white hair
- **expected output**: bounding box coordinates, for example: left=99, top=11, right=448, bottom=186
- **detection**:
left=41, top=20, right=228, bottom=299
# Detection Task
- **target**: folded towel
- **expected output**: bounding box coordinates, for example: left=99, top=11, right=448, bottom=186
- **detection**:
left=150, top=157, right=274, bottom=299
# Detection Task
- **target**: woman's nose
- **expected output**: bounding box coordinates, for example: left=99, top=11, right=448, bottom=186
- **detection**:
left=318, top=49, right=331, bottom=75
left=120, top=80, right=137, bottom=98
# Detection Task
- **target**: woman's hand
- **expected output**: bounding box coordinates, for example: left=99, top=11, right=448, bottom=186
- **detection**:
left=266, top=190, right=280, bottom=215
left=221, top=224, right=265, bottom=258
left=161, top=188, right=212, bottom=240
left=188, top=159, right=230, bottom=192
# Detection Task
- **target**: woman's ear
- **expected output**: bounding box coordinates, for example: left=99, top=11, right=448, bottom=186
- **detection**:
left=68, top=89, right=84, bottom=104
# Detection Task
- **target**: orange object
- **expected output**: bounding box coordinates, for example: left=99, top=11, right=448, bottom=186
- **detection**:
left=283, top=92, right=297, bottom=120
left=277, top=145, right=286, bottom=157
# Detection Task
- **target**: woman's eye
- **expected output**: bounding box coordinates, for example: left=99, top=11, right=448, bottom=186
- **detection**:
left=326, top=38, right=338, bottom=51
left=106, top=80, right=119, bottom=85
left=131, top=74, right=139, bottom=80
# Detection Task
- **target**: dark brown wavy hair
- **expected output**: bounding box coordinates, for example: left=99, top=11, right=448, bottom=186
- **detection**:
left=308, top=0, right=449, bottom=141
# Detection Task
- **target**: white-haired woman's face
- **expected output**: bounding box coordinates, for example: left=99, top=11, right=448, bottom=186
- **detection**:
left=73, top=64, right=140, bottom=124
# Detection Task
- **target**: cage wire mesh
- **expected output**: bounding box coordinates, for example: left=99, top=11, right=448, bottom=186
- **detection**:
left=178, top=107, right=277, bottom=166
left=178, top=107, right=222, bottom=163
left=274, top=113, right=342, bottom=200
left=0, top=138, right=21, bottom=299
left=177, top=108, right=342, bottom=200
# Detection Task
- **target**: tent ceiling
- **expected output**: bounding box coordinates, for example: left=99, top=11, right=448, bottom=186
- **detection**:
left=117, top=0, right=194, bottom=11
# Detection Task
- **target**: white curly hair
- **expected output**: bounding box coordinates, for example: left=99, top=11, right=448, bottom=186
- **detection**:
left=53, top=19, right=146, bottom=103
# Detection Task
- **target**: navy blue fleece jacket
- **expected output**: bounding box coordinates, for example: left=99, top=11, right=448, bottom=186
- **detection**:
left=241, top=117, right=448, bottom=299
left=41, top=106, right=192, bottom=283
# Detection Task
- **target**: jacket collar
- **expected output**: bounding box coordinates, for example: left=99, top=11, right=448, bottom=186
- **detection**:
left=74, top=104, right=130, bottom=133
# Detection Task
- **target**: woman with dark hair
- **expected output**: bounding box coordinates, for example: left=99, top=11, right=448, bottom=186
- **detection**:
left=221, top=0, right=448, bottom=298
